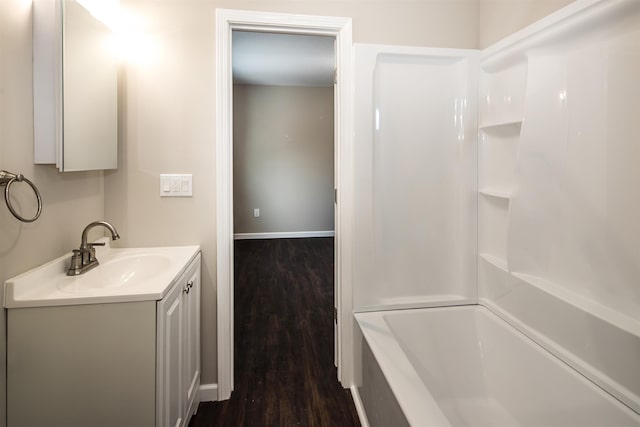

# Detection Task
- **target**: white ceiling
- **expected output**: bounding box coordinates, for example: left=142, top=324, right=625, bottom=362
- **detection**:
left=232, top=31, right=335, bottom=87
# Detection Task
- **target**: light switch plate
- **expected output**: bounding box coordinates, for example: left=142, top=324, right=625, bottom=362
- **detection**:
left=160, top=174, right=192, bottom=197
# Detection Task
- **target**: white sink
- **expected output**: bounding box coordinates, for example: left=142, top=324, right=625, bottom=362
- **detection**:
left=4, top=238, right=200, bottom=308
left=57, top=253, right=173, bottom=294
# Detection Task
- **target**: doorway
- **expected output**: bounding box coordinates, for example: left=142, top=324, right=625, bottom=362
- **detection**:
left=231, top=31, right=335, bottom=240
left=215, top=10, right=354, bottom=401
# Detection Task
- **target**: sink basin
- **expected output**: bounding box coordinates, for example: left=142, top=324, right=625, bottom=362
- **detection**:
left=3, top=239, right=200, bottom=308
left=57, top=253, right=173, bottom=294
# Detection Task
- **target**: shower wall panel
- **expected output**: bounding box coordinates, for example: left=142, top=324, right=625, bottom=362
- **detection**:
left=353, top=45, right=478, bottom=312
left=479, top=0, right=640, bottom=413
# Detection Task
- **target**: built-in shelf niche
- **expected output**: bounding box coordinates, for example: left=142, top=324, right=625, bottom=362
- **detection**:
left=479, top=252, right=508, bottom=272
left=479, top=121, right=521, bottom=197
left=478, top=59, right=527, bottom=271
left=479, top=62, right=527, bottom=128
left=479, top=195, right=510, bottom=263
left=479, top=189, right=511, bottom=200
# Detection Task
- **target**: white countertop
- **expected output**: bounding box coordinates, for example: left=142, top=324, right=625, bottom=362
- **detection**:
left=4, top=238, right=200, bottom=308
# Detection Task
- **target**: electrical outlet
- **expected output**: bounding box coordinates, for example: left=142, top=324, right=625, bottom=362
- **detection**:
left=253, top=208, right=260, bottom=218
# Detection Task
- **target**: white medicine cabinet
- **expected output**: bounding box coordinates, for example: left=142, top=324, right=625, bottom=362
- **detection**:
left=33, top=0, right=118, bottom=171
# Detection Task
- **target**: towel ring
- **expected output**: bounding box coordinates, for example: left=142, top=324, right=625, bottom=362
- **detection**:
left=0, top=170, right=42, bottom=223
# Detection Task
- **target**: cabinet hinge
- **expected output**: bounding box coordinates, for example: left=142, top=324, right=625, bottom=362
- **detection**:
left=334, top=307, right=338, bottom=324
left=334, top=188, right=337, bottom=204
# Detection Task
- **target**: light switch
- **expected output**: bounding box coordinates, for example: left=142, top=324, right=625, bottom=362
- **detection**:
left=160, top=174, right=193, bottom=197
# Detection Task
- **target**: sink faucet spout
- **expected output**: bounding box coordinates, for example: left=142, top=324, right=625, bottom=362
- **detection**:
left=81, top=221, right=120, bottom=250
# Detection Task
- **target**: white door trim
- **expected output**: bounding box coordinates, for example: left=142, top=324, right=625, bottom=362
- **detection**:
left=215, top=9, right=354, bottom=400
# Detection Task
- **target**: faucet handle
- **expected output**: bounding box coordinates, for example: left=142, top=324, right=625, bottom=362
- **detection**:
left=68, top=250, right=83, bottom=274
left=88, top=242, right=106, bottom=247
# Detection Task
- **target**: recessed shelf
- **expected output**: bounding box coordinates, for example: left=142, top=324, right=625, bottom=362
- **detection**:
left=479, top=120, right=523, bottom=132
left=479, top=126, right=519, bottom=191
left=479, top=196, right=510, bottom=262
left=479, top=188, right=511, bottom=199
left=479, top=253, right=508, bottom=272
left=479, top=61, right=527, bottom=128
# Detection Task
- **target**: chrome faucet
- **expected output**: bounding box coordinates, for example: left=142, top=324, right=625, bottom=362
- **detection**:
left=67, top=221, right=120, bottom=276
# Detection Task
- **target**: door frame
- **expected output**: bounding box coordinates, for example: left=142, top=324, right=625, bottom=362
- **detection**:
left=215, top=9, right=354, bottom=400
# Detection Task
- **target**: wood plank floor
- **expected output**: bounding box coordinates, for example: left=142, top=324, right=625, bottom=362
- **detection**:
left=189, top=238, right=361, bottom=427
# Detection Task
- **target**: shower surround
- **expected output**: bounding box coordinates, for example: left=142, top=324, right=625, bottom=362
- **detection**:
left=351, top=0, right=640, bottom=425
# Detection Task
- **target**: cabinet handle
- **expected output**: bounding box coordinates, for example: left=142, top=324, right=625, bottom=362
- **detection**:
left=183, top=280, right=194, bottom=294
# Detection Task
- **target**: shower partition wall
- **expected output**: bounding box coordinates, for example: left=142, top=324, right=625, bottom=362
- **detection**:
left=352, top=45, right=479, bottom=312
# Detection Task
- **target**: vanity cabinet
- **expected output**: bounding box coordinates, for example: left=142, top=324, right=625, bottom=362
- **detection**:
left=157, top=253, right=201, bottom=427
left=6, top=253, right=201, bottom=427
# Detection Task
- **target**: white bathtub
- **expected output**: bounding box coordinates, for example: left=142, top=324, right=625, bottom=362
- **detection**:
left=355, top=306, right=640, bottom=427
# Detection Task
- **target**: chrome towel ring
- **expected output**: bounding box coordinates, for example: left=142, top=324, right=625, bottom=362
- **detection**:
left=0, top=170, right=42, bottom=223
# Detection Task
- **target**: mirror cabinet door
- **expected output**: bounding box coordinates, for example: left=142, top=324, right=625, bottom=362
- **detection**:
left=33, top=0, right=118, bottom=172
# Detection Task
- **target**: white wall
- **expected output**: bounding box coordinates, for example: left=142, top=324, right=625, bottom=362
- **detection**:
left=233, top=85, right=334, bottom=235
left=0, top=1, right=105, bottom=425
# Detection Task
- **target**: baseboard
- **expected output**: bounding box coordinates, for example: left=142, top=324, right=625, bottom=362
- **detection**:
left=350, top=385, right=370, bottom=427
left=233, top=231, right=335, bottom=240
left=199, top=383, right=218, bottom=402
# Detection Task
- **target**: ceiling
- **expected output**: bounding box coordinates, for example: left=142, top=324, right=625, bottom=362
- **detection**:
left=232, top=31, right=335, bottom=87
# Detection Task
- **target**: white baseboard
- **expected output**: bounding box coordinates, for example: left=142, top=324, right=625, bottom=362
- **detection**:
left=234, top=231, right=335, bottom=240
left=199, top=383, right=218, bottom=402
left=350, top=385, right=370, bottom=427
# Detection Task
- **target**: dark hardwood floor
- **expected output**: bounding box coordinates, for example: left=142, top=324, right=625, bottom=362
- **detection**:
left=189, top=238, right=361, bottom=427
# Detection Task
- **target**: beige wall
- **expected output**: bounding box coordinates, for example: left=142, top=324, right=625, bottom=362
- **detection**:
left=478, top=0, right=575, bottom=48
left=216, top=0, right=481, bottom=48
left=233, top=85, right=334, bottom=235
left=0, top=1, right=105, bottom=425
left=103, top=0, right=218, bottom=387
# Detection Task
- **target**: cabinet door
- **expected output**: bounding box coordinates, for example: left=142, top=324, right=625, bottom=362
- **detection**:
left=157, top=280, right=184, bottom=427
left=182, top=255, right=201, bottom=422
